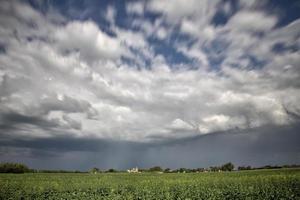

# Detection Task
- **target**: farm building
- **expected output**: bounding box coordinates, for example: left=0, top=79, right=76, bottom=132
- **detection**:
left=127, top=167, right=139, bottom=173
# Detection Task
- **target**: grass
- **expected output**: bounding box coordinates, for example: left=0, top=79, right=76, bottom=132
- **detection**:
left=0, top=168, right=299, bottom=199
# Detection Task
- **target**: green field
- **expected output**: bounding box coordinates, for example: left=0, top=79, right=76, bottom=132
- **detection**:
left=0, top=168, right=299, bottom=200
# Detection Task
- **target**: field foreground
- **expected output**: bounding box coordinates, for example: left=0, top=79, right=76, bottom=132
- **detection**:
left=0, top=168, right=299, bottom=200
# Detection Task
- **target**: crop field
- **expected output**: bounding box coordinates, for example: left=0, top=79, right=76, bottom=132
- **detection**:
left=0, top=168, right=299, bottom=200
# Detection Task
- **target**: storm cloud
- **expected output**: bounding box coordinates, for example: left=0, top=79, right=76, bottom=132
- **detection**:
left=0, top=0, right=300, bottom=169
left=0, top=123, right=299, bottom=170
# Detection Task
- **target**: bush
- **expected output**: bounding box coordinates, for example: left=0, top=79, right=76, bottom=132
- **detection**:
left=149, top=166, right=163, bottom=172
left=90, top=167, right=101, bottom=174
left=221, top=162, right=235, bottom=171
left=0, top=162, right=31, bottom=173
left=106, top=168, right=117, bottom=173
left=238, top=166, right=252, bottom=171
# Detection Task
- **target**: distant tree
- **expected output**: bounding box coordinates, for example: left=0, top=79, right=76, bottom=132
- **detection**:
left=282, top=164, right=300, bottom=169
left=90, top=167, right=100, bottom=174
left=238, top=166, right=252, bottom=171
left=149, top=166, right=162, bottom=172
left=164, top=168, right=171, bottom=173
left=138, top=168, right=147, bottom=172
left=196, top=168, right=205, bottom=172
left=106, top=168, right=117, bottom=173
left=259, top=165, right=281, bottom=169
left=221, top=162, right=234, bottom=171
left=0, top=162, right=30, bottom=173
left=178, top=168, right=188, bottom=173
left=210, top=166, right=221, bottom=172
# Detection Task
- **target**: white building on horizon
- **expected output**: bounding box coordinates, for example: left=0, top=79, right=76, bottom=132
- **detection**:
left=127, top=167, right=139, bottom=173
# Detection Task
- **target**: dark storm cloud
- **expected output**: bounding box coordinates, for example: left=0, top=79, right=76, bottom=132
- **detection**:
left=0, top=135, right=138, bottom=152
left=0, top=123, right=299, bottom=170
left=0, top=111, right=60, bottom=130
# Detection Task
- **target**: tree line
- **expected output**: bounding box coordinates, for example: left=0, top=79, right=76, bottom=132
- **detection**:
left=138, top=162, right=234, bottom=173
left=89, top=163, right=300, bottom=173
left=0, top=163, right=33, bottom=173
left=1, top=162, right=299, bottom=173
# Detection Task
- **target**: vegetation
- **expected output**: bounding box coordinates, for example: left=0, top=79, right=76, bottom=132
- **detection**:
left=1, top=162, right=299, bottom=174
left=148, top=166, right=163, bottom=172
left=0, top=168, right=299, bottom=199
left=1, top=162, right=299, bottom=199
left=238, top=165, right=252, bottom=171
left=221, top=162, right=234, bottom=171
left=90, top=167, right=101, bottom=174
left=0, top=163, right=32, bottom=173
left=106, top=168, right=117, bottom=173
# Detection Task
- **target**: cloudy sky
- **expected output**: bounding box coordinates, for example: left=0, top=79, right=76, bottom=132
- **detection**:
left=0, top=0, right=300, bottom=170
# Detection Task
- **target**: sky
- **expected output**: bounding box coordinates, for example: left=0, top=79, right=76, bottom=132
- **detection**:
left=0, top=0, right=299, bottom=170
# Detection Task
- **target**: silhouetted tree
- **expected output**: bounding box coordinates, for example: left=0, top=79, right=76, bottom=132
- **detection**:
left=210, top=166, right=221, bottom=172
left=238, top=166, right=252, bottom=170
left=221, top=162, right=234, bottom=171
left=90, top=167, right=100, bottom=174
left=106, top=168, right=117, bottom=173
left=149, top=166, right=162, bottom=172
left=164, top=168, right=171, bottom=173
left=0, top=162, right=31, bottom=173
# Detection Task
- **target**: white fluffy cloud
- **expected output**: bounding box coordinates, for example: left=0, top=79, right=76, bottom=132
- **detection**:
left=148, top=0, right=218, bottom=21
left=0, top=0, right=299, bottom=142
left=227, top=11, right=277, bottom=32
left=55, top=21, right=124, bottom=62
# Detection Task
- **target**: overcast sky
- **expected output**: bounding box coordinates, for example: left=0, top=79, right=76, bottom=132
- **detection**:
left=0, top=0, right=299, bottom=170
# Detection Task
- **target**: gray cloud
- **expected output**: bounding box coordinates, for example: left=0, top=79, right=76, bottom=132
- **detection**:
left=0, top=123, right=299, bottom=170
left=0, top=111, right=60, bottom=131
left=0, top=0, right=299, bottom=169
